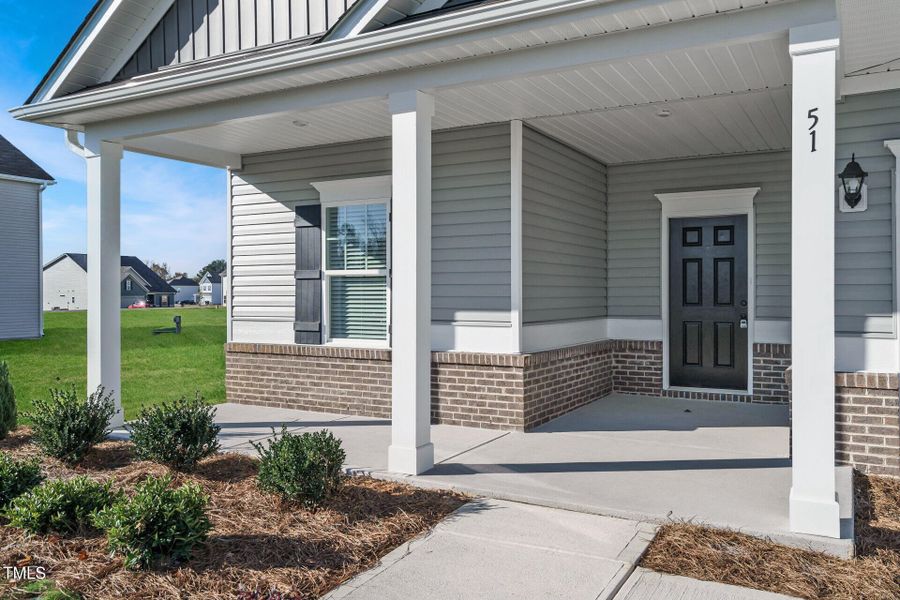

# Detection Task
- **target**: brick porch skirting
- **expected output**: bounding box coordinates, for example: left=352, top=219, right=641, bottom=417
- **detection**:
left=225, top=341, right=900, bottom=474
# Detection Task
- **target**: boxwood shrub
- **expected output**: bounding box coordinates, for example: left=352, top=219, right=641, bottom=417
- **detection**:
left=0, top=361, right=16, bottom=439
left=6, top=476, right=117, bottom=535
left=93, top=475, right=211, bottom=569
left=26, top=386, right=116, bottom=464
left=0, top=453, right=43, bottom=508
left=252, top=428, right=345, bottom=508
left=128, top=394, right=221, bottom=470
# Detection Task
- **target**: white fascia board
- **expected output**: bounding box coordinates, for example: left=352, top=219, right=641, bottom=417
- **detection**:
left=0, top=173, right=56, bottom=185
left=123, top=136, right=243, bottom=169
left=327, top=0, right=392, bottom=39
left=13, top=0, right=836, bottom=132
left=35, top=0, right=122, bottom=103
left=311, top=175, right=392, bottom=202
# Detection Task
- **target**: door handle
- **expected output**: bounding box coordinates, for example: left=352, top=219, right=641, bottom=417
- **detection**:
left=739, top=314, right=748, bottom=329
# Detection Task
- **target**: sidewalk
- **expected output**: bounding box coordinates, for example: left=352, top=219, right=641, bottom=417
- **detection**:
left=324, top=499, right=657, bottom=600
left=614, top=568, right=798, bottom=600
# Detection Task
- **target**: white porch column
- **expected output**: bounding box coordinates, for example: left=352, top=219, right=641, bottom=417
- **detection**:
left=388, top=90, right=435, bottom=475
left=84, top=136, right=124, bottom=428
left=788, top=22, right=840, bottom=538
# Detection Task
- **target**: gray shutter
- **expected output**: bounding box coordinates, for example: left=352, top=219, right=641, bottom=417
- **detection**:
left=295, top=205, right=323, bottom=344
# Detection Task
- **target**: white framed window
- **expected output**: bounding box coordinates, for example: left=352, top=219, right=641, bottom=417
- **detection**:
left=313, top=176, right=392, bottom=347
left=125, top=279, right=132, bottom=292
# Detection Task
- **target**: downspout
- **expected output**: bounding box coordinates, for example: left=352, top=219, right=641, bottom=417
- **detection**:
left=64, top=128, right=86, bottom=157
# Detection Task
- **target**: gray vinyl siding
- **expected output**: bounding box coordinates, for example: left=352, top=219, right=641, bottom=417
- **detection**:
left=230, top=123, right=511, bottom=329
left=607, top=152, right=792, bottom=321
left=117, top=0, right=358, bottom=79
left=834, top=90, right=900, bottom=336
left=0, top=180, right=41, bottom=339
left=522, top=126, right=607, bottom=324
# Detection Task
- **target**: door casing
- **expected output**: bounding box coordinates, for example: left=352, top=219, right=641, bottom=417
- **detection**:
left=656, top=188, right=760, bottom=395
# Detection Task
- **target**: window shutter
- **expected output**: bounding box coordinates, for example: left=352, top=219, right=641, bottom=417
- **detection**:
left=295, top=205, right=322, bottom=344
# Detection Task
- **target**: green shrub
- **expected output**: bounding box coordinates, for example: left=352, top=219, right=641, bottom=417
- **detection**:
left=0, top=361, right=16, bottom=438
left=93, top=475, right=211, bottom=569
left=0, top=453, right=43, bottom=507
left=26, top=386, right=116, bottom=463
left=128, top=394, right=220, bottom=470
left=252, top=428, right=345, bottom=508
left=6, top=476, right=117, bottom=535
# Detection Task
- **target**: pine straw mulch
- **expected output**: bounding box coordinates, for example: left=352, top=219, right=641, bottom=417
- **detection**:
left=0, top=428, right=468, bottom=599
left=641, top=472, right=900, bottom=600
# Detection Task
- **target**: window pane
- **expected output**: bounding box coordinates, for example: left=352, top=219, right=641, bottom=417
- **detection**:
left=330, top=276, right=387, bottom=340
left=325, top=203, right=387, bottom=271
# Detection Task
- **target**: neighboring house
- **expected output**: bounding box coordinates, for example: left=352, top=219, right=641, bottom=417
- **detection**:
left=43, top=254, right=175, bottom=309
left=169, top=275, right=199, bottom=304
left=0, top=135, right=53, bottom=340
left=220, top=271, right=228, bottom=307
left=197, top=272, right=223, bottom=305
left=14, top=0, right=900, bottom=542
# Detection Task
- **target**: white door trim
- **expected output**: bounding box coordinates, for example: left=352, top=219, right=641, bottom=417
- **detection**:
left=656, top=187, right=760, bottom=394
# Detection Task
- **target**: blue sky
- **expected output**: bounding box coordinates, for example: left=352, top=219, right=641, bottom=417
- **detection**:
left=0, top=0, right=226, bottom=277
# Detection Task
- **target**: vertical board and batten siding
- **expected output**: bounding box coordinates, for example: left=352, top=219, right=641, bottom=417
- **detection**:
left=118, top=0, right=358, bottom=79
left=230, top=124, right=511, bottom=341
left=606, top=152, right=792, bottom=323
left=0, top=181, right=41, bottom=339
left=522, top=126, right=607, bottom=324
left=834, top=90, right=900, bottom=336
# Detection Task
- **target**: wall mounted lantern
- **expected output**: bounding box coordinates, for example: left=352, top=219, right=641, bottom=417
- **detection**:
left=838, top=153, right=868, bottom=209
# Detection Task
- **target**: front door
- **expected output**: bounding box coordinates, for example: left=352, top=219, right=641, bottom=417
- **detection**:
left=669, top=215, right=748, bottom=390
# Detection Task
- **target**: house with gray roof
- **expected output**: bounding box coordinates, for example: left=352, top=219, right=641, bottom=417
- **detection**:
left=168, top=275, right=200, bottom=304
left=43, top=253, right=175, bottom=309
left=0, top=134, right=53, bottom=339
left=13, top=0, right=900, bottom=549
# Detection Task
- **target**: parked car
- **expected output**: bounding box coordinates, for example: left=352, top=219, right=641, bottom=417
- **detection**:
left=128, top=300, right=149, bottom=309
left=178, top=300, right=196, bottom=306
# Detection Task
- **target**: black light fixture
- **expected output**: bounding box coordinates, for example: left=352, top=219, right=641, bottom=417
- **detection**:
left=838, top=153, right=867, bottom=208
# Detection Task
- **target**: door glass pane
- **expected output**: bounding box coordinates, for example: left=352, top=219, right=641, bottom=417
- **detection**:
left=329, top=276, right=388, bottom=340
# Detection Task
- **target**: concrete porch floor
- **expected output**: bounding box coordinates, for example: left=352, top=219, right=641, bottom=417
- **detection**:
left=214, top=393, right=853, bottom=556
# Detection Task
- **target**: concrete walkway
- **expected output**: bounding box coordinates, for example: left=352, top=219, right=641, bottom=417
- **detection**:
left=614, top=568, right=797, bottom=600
left=323, top=499, right=658, bottom=600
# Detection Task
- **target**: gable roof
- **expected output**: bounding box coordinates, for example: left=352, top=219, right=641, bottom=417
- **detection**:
left=43, top=253, right=176, bottom=293
left=27, top=0, right=501, bottom=103
left=0, top=134, right=53, bottom=183
left=168, top=276, right=198, bottom=287
left=121, top=266, right=151, bottom=292
left=200, top=272, right=222, bottom=284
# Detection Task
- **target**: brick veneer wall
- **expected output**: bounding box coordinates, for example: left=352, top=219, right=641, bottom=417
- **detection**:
left=431, top=352, right=525, bottom=429
left=834, top=372, right=900, bottom=476
left=605, top=340, right=791, bottom=404
left=523, top=341, right=613, bottom=429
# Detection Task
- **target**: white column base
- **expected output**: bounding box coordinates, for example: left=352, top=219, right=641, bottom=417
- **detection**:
left=388, top=442, right=435, bottom=476
left=789, top=488, right=841, bottom=538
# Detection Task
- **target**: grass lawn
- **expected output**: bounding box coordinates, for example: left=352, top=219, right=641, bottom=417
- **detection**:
left=0, top=308, right=226, bottom=420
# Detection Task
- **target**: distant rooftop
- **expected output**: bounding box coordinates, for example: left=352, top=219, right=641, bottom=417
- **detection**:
left=0, top=134, right=53, bottom=182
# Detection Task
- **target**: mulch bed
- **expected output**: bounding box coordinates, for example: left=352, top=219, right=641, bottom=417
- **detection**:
left=0, top=428, right=468, bottom=599
left=641, top=472, right=900, bottom=600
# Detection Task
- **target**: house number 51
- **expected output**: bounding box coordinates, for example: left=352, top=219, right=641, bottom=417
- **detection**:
left=808, top=107, right=819, bottom=152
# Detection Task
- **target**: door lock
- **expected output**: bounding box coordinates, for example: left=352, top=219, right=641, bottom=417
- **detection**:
left=739, top=314, right=748, bottom=329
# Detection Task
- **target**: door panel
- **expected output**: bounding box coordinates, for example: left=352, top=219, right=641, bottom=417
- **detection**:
left=669, top=215, right=748, bottom=390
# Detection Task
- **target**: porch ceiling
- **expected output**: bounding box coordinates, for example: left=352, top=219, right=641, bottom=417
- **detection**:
left=155, top=35, right=792, bottom=165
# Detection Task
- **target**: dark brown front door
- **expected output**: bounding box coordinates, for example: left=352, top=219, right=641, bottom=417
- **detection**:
left=669, top=215, right=748, bottom=390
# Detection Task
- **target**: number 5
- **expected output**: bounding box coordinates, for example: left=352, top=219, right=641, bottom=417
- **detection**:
left=808, top=108, right=819, bottom=153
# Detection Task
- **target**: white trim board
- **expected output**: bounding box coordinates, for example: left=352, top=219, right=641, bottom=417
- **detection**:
left=510, top=120, right=524, bottom=354
left=657, top=187, right=759, bottom=393
left=522, top=318, right=607, bottom=352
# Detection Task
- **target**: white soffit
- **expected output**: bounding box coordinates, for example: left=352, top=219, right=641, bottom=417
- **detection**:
left=839, top=0, right=900, bottom=77
left=156, top=36, right=791, bottom=164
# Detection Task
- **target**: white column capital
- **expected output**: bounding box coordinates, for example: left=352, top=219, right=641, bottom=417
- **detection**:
left=82, top=137, right=124, bottom=161
left=388, top=90, right=435, bottom=117
left=885, top=140, right=900, bottom=158
left=789, top=21, right=840, bottom=56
